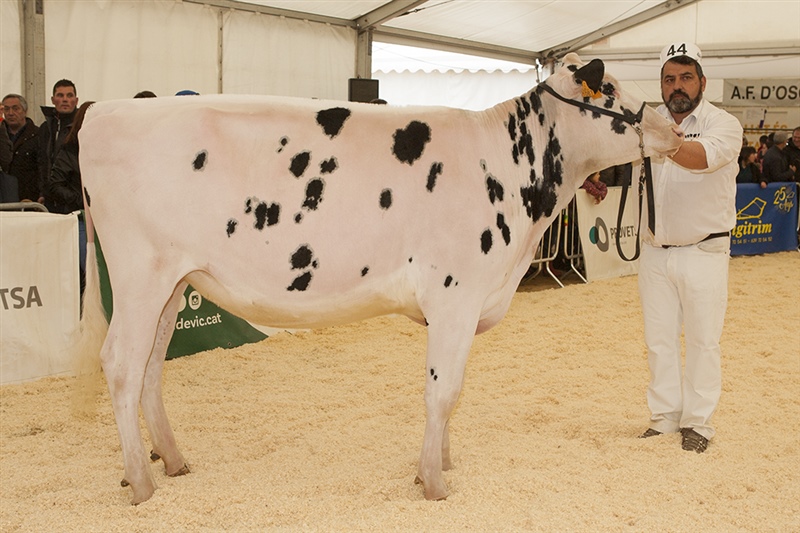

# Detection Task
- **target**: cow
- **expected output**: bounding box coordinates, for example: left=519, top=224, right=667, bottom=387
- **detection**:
left=74, top=53, right=682, bottom=505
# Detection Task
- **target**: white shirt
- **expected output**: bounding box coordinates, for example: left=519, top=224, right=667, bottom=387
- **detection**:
left=643, top=99, right=743, bottom=247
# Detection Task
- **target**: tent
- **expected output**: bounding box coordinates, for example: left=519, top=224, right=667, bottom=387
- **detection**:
left=2, top=1, right=797, bottom=114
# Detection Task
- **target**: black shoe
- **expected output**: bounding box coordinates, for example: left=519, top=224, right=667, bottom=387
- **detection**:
left=680, top=428, right=709, bottom=453
left=638, top=428, right=662, bottom=438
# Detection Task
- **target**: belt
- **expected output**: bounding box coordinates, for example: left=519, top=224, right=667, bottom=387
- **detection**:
left=661, top=231, right=729, bottom=249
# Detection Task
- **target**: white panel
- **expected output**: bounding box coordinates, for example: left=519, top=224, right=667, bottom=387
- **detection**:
left=44, top=0, right=220, bottom=101
left=1, top=0, right=23, bottom=96
left=223, top=9, right=356, bottom=100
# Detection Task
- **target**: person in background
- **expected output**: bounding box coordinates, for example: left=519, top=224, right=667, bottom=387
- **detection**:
left=755, top=134, right=770, bottom=169
left=784, top=126, right=800, bottom=181
left=38, top=79, right=79, bottom=209
left=736, top=146, right=761, bottom=184
left=48, top=101, right=93, bottom=298
left=2, top=94, right=41, bottom=202
left=0, top=125, right=17, bottom=202
left=760, top=131, right=796, bottom=187
left=0, top=119, right=11, bottom=172
left=637, top=43, right=742, bottom=454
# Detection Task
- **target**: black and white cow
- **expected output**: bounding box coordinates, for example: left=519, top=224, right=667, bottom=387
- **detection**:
left=75, top=53, right=682, bottom=504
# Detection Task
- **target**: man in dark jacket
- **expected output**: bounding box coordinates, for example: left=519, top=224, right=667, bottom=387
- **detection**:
left=2, top=94, right=41, bottom=202
left=784, top=126, right=800, bottom=181
left=760, top=131, right=797, bottom=187
left=38, top=79, right=78, bottom=210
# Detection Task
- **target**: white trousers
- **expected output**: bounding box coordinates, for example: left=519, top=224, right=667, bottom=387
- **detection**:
left=638, top=239, right=730, bottom=440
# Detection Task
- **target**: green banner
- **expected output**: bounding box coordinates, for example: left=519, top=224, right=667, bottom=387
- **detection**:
left=95, top=239, right=267, bottom=359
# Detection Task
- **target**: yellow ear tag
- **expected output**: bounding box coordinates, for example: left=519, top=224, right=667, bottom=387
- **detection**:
left=581, top=81, right=602, bottom=99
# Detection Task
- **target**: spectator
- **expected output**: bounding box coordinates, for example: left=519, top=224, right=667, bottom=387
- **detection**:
left=598, top=162, right=632, bottom=187
left=48, top=101, right=93, bottom=298
left=2, top=94, right=41, bottom=202
left=784, top=126, right=800, bottom=181
left=637, top=43, right=742, bottom=454
left=0, top=120, right=11, bottom=172
left=38, top=79, right=79, bottom=210
left=581, top=171, right=607, bottom=204
left=736, top=146, right=761, bottom=184
left=760, top=131, right=796, bottom=187
left=755, top=134, right=770, bottom=168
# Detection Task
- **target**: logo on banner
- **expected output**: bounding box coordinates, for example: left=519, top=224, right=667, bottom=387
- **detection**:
left=734, top=196, right=772, bottom=241
left=773, top=185, right=796, bottom=214
left=176, top=290, right=223, bottom=330
left=587, top=217, right=637, bottom=253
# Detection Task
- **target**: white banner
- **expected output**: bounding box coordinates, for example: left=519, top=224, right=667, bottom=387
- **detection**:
left=723, top=79, right=800, bottom=107
left=575, top=188, right=639, bottom=282
left=0, top=212, right=80, bottom=384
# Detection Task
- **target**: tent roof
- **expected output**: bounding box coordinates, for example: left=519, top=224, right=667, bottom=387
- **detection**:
left=197, top=0, right=800, bottom=72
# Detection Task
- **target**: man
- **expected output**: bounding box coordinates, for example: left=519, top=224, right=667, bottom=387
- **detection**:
left=2, top=94, right=41, bottom=202
left=761, top=130, right=798, bottom=186
left=38, top=79, right=78, bottom=209
left=785, top=127, right=800, bottom=181
left=637, top=43, right=743, bottom=453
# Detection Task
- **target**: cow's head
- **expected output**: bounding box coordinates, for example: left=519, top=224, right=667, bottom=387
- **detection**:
left=537, top=53, right=682, bottom=171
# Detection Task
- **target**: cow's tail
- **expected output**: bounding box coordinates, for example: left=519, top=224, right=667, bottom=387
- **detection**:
left=71, top=101, right=108, bottom=419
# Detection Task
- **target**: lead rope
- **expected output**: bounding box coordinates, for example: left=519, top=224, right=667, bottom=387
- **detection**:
left=615, top=125, right=654, bottom=262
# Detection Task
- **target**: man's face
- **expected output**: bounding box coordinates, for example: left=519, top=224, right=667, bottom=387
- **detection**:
left=51, top=85, right=78, bottom=114
left=792, top=129, right=800, bottom=147
left=1, top=97, right=26, bottom=129
left=661, top=61, right=706, bottom=116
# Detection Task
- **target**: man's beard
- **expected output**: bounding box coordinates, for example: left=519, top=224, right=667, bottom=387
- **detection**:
left=665, top=89, right=702, bottom=114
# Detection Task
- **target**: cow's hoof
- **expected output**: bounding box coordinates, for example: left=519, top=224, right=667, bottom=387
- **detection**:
left=131, top=486, right=155, bottom=506
left=167, top=463, right=190, bottom=477
left=120, top=478, right=129, bottom=487
left=414, top=475, right=449, bottom=501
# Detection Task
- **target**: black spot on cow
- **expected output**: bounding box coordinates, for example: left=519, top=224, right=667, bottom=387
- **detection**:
left=302, top=178, right=325, bottom=211
left=601, top=82, right=616, bottom=97
left=83, top=187, right=91, bottom=207
left=290, top=245, right=314, bottom=270
left=507, top=114, right=517, bottom=141
left=254, top=201, right=280, bottom=230
left=277, top=136, right=289, bottom=153
left=287, top=271, right=312, bottom=292
left=426, top=162, right=443, bottom=192
left=543, top=127, right=563, bottom=185
left=430, top=368, right=438, bottom=381
left=294, top=212, right=303, bottom=223
left=380, top=189, right=392, bottom=210
left=611, top=106, right=638, bottom=135
left=408, top=257, right=413, bottom=263
left=361, top=266, right=369, bottom=277
left=444, top=275, right=454, bottom=288
left=567, top=65, right=578, bottom=73
left=531, top=88, right=546, bottom=126
left=244, top=198, right=254, bottom=214
left=480, top=229, right=493, bottom=254
left=290, top=151, right=311, bottom=178
left=517, top=122, right=534, bottom=166
left=317, top=107, right=351, bottom=138
left=193, top=150, right=208, bottom=171
left=320, top=157, right=338, bottom=174
left=226, top=219, right=237, bottom=237
left=392, top=121, right=431, bottom=165
left=486, top=175, right=504, bottom=204
left=496, top=213, right=511, bottom=245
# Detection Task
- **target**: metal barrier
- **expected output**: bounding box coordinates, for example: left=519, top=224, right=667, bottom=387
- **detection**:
left=521, top=199, right=587, bottom=288
left=0, top=202, right=48, bottom=212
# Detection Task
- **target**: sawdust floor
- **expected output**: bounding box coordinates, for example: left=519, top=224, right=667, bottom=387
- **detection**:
left=1, top=251, right=798, bottom=532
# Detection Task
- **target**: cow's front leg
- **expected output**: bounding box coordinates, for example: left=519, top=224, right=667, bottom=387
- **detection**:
left=416, top=314, right=478, bottom=500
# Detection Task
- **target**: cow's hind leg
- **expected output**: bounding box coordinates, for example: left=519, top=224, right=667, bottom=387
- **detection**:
left=416, top=312, right=479, bottom=500
left=102, top=288, right=179, bottom=505
left=140, top=281, right=190, bottom=479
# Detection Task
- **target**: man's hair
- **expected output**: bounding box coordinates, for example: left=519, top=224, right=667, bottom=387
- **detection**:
left=2, top=93, right=28, bottom=112
left=52, top=79, right=77, bottom=95
left=661, top=55, right=704, bottom=79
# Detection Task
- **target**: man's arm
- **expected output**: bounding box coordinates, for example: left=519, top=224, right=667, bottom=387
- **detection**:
left=668, top=140, right=708, bottom=170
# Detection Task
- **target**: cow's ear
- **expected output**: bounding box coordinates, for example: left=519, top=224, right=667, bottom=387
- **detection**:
left=574, top=58, right=605, bottom=93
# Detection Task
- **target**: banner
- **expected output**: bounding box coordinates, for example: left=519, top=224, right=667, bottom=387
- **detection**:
left=732, top=182, right=798, bottom=256
left=95, top=240, right=269, bottom=359
left=575, top=188, right=639, bottom=282
left=723, top=79, right=800, bottom=107
left=1, top=212, right=80, bottom=384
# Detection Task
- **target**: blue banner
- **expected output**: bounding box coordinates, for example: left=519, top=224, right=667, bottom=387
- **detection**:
left=732, top=182, right=798, bottom=256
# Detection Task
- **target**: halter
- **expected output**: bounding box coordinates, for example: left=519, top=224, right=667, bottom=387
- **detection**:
left=537, top=81, right=654, bottom=262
